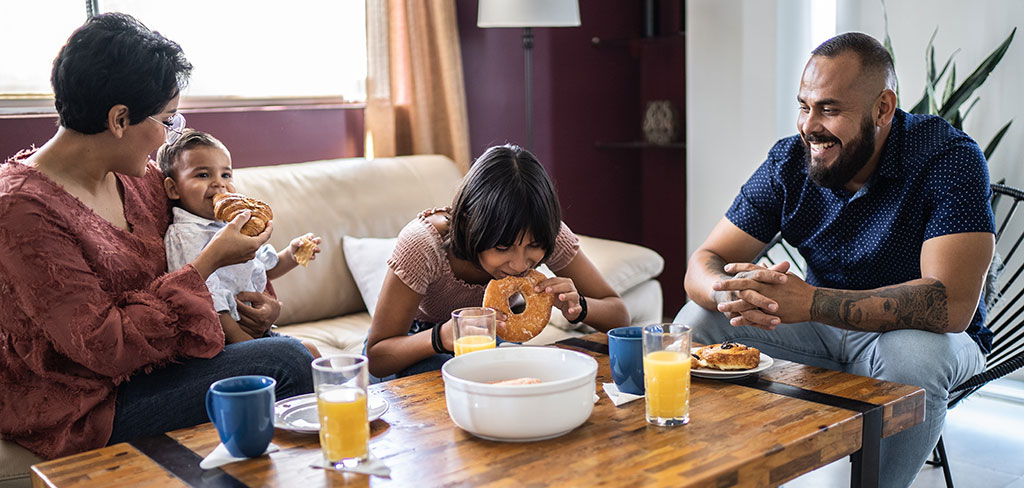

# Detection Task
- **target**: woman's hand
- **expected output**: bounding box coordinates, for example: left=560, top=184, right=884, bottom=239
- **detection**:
left=536, top=276, right=584, bottom=322
left=234, top=291, right=281, bottom=337
left=193, top=211, right=273, bottom=279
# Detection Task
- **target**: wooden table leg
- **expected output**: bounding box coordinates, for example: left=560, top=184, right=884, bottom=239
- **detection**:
left=849, top=407, right=882, bottom=488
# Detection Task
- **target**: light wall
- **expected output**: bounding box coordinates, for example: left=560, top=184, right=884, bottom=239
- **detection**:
left=686, top=0, right=1024, bottom=258
left=685, top=0, right=781, bottom=255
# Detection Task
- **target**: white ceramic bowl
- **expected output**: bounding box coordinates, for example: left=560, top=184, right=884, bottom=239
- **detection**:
left=441, top=346, right=598, bottom=442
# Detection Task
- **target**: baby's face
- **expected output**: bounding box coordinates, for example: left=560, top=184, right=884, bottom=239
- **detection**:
left=168, top=146, right=236, bottom=220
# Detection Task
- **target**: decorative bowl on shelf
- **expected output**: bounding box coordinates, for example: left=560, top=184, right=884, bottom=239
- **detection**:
left=642, top=100, right=681, bottom=145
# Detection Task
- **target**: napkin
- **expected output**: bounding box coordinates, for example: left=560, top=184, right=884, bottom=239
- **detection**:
left=602, top=382, right=643, bottom=407
left=311, top=453, right=392, bottom=478
left=199, top=443, right=280, bottom=470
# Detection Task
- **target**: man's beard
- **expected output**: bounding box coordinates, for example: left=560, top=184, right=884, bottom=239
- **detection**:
left=803, top=116, right=876, bottom=190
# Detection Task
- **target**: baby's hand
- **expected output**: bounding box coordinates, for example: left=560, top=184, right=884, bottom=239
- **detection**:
left=289, top=233, right=322, bottom=266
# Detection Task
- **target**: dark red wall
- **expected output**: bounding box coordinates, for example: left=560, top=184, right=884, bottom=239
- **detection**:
left=458, top=0, right=687, bottom=318
left=0, top=106, right=364, bottom=168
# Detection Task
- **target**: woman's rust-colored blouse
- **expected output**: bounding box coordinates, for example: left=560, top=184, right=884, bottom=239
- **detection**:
left=0, top=152, right=224, bottom=459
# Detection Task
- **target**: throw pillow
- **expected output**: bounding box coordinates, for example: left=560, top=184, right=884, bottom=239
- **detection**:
left=342, top=236, right=397, bottom=317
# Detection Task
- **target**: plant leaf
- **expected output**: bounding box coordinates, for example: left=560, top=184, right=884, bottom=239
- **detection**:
left=983, top=120, right=1013, bottom=160
left=927, top=27, right=938, bottom=81
left=939, top=27, right=1016, bottom=120
left=961, top=97, right=980, bottom=121
left=881, top=0, right=899, bottom=104
left=910, top=28, right=943, bottom=113
left=934, top=50, right=957, bottom=87
left=926, top=79, right=939, bottom=115
left=943, top=64, right=956, bottom=107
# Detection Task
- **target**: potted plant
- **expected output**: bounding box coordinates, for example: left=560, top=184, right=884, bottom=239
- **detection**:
left=881, top=1, right=1016, bottom=160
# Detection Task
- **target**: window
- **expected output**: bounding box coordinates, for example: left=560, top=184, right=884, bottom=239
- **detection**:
left=0, top=1, right=366, bottom=112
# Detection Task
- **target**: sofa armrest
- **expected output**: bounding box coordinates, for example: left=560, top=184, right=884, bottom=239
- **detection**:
left=0, top=440, right=40, bottom=488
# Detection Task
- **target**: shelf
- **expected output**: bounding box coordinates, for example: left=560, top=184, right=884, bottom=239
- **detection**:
left=595, top=141, right=685, bottom=150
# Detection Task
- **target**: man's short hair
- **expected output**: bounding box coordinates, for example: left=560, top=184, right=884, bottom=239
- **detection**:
left=812, top=32, right=897, bottom=91
left=157, top=129, right=230, bottom=178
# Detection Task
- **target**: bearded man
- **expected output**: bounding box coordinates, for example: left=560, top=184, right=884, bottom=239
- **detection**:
left=676, top=32, right=993, bottom=488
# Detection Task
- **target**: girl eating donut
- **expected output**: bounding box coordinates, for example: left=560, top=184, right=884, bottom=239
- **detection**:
left=364, top=144, right=630, bottom=381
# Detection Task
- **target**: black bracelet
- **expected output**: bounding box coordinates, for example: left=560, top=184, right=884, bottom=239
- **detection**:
left=568, top=294, right=588, bottom=324
left=431, top=322, right=453, bottom=355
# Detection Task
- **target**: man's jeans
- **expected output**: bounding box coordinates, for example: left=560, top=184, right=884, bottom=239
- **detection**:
left=675, top=301, right=985, bottom=488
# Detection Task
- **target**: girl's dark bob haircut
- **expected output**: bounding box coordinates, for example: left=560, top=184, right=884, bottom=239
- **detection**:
left=448, top=144, right=562, bottom=267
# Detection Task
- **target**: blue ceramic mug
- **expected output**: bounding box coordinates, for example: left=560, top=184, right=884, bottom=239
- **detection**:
left=608, top=326, right=645, bottom=395
left=206, top=375, right=276, bottom=458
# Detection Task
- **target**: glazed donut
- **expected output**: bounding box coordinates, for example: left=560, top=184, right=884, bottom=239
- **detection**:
left=212, top=192, right=273, bottom=237
left=483, top=269, right=553, bottom=342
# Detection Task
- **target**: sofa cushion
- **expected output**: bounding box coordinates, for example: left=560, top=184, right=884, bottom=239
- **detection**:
left=232, top=155, right=463, bottom=325
left=342, top=236, right=397, bottom=318
left=576, top=235, right=664, bottom=293
left=276, top=312, right=375, bottom=357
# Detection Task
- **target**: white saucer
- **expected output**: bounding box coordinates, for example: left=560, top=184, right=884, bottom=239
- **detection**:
left=274, top=393, right=388, bottom=433
left=690, top=347, right=774, bottom=380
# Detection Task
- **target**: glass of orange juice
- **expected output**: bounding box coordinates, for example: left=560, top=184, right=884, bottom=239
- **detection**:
left=642, top=324, right=691, bottom=426
left=312, top=354, right=369, bottom=468
left=452, top=307, right=497, bottom=355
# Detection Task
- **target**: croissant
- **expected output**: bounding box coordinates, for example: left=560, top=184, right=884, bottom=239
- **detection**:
left=212, top=192, right=273, bottom=237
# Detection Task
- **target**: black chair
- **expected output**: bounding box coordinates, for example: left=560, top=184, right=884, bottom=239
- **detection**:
left=757, top=183, right=1024, bottom=488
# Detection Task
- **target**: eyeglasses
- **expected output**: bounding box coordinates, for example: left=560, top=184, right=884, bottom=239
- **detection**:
left=147, top=112, right=186, bottom=145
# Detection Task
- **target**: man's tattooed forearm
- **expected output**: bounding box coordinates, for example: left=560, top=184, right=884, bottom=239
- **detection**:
left=809, top=280, right=948, bottom=333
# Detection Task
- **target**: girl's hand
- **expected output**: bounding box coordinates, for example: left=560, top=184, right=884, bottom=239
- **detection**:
left=288, top=233, right=322, bottom=264
left=440, top=318, right=456, bottom=352
left=535, top=277, right=584, bottom=322
left=492, top=310, right=509, bottom=338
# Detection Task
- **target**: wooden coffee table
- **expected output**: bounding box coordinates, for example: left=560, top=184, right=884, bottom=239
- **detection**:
left=31, top=333, right=924, bottom=487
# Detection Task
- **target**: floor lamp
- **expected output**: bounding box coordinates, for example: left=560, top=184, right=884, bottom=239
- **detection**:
left=477, top=0, right=581, bottom=151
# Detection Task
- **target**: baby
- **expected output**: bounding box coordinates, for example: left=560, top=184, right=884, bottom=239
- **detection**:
left=158, top=129, right=321, bottom=356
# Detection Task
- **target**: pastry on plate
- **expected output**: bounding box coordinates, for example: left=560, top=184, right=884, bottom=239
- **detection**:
left=695, top=342, right=761, bottom=370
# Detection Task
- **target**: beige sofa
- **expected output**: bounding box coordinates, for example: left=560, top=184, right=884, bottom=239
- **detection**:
left=0, top=154, right=664, bottom=487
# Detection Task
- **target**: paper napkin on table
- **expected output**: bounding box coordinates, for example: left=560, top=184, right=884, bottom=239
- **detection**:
left=199, top=442, right=280, bottom=470
left=311, top=453, right=392, bottom=478
left=602, top=382, right=643, bottom=407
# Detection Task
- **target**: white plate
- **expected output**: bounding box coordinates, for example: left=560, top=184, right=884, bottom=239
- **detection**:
left=273, top=393, right=389, bottom=433
left=690, top=347, right=774, bottom=379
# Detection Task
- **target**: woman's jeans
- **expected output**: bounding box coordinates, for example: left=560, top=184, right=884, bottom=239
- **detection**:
left=108, top=336, right=314, bottom=444
left=675, top=301, right=984, bottom=488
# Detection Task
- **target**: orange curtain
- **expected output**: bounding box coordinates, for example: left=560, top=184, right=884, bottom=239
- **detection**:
left=365, top=0, right=471, bottom=174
